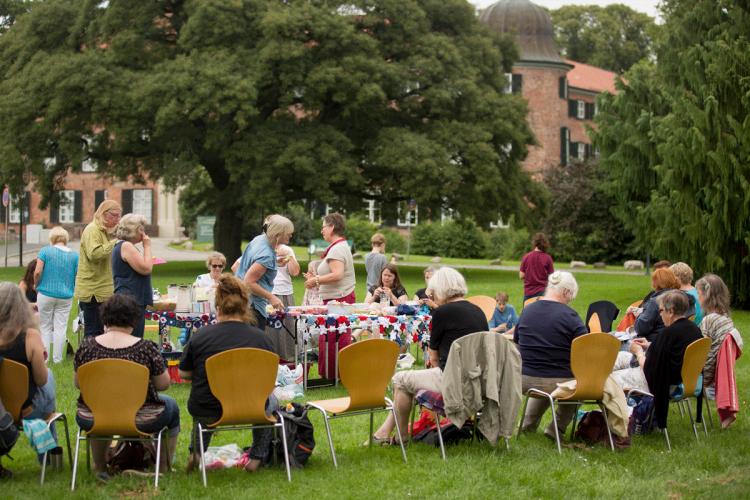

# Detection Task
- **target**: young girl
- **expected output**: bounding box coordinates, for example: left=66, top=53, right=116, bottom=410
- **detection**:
left=302, top=260, right=323, bottom=306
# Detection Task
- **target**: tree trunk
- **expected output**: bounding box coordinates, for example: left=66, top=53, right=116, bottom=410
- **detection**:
left=213, top=196, right=244, bottom=264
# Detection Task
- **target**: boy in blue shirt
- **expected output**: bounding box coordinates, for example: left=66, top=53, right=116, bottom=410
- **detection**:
left=489, top=292, right=518, bottom=333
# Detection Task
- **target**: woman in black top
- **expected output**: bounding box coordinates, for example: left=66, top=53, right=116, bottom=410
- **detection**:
left=111, top=214, right=153, bottom=338
left=371, top=267, right=487, bottom=443
left=179, top=275, right=275, bottom=473
left=18, top=260, right=38, bottom=307
left=365, top=264, right=408, bottom=306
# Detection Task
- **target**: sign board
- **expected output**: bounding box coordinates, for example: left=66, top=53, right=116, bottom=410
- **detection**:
left=196, top=216, right=216, bottom=243
left=2, top=186, right=8, bottom=208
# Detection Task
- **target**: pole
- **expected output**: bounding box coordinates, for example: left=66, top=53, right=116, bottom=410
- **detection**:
left=18, top=191, right=24, bottom=267
left=406, top=215, right=411, bottom=261
left=3, top=205, right=8, bottom=268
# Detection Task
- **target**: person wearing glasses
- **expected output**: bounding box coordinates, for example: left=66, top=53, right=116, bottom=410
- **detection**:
left=194, top=252, right=227, bottom=288
left=74, top=200, right=122, bottom=337
left=303, top=213, right=356, bottom=304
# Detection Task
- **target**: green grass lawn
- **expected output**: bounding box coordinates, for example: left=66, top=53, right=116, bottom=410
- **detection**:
left=1, top=263, right=749, bottom=498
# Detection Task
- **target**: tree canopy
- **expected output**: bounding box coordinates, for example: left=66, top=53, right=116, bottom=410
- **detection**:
left=550, top=4, right=657, bottom=73
left=593, top=0, right=750, bottom=307
left=0, top=0, right=539, bottom=261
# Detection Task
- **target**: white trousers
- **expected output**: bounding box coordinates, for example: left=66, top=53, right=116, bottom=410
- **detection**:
left=37, top=293, right=73, bottom=364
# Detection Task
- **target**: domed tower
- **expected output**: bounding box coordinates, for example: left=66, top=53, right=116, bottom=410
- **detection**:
left=480, top=0, right=573, bottom=171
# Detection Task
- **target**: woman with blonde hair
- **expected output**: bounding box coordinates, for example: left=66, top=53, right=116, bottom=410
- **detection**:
left=235, top=214, right=294, bottom=330
left=34, top=226, right=79, bottom=363
left=670, top=262, right=702, bottom=324
left=0, top=283, right=60, bottom=465
left=74, top=200, right=121, bottom=336
left=111, top=214, right=153, bottom=338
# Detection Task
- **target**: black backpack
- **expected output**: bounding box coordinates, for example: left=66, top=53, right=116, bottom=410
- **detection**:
left=263, top=402, right=315, bottom=468
left=0, top=358, right=20, bottom=458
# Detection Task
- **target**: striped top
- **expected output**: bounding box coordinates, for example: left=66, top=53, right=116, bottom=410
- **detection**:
left=37, top=244, right=79, bottom=299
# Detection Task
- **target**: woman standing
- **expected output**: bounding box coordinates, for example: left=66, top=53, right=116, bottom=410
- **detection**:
left=519, top=233, right=554, bottom=304
left=74, top=200, right=121, bottom=336
left=304, top=213, right=356, bottom=304
left=235, top=214, right=294, bottom=330
left=194, top=252, right=227, bottom=288
left=112, top=214, right=153, bottom=339
left=267, top=243, right=300, bottom=361
left=34, top=227, right=79, bottom=363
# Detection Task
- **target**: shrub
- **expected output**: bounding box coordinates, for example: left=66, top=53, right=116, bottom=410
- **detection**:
left=286, top=204, right=321, bottom=247
left=343, top=216, right=378, bottom=253
left=411, top=222, right=442, bottom=256
left=486, top=226, right=530, bottom=260
left=381, top=228, right=407, bottom=254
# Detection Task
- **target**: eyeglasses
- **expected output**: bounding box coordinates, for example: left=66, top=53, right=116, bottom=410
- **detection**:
left=211, top=264, right=225, bottom=269
left=658, top=308, right=666, bottom=313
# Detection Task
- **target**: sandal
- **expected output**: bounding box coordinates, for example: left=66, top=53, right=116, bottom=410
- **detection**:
left=363, top=435, right=394, bottom=447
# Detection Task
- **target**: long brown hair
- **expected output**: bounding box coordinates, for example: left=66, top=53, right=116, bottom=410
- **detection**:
left=0, top=282, right=35, bottom=347
left=695, top=273, right=730, bottom=316
left=215, top=274, right=256, bottom=325
left=21, top=260, right=36, bottom=292
left=378, top=264, right=404, bottom=291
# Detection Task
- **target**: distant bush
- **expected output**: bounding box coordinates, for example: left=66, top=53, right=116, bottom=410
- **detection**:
left=381, top=228, right=407, bottom=254
left=486, top=226, right=530, bottom=260
left=343, top=216, right=378, bottom=253
left=410, top=220, right=486, bottom=258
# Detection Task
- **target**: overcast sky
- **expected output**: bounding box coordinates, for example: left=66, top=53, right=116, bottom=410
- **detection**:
left=468, top=0, right=661, bottom=19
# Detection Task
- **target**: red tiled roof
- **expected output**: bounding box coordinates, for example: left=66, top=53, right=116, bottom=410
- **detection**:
left=565, top=59, right=618, bottom=94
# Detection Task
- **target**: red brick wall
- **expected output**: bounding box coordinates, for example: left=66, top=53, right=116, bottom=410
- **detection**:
left=567, top=89, right=597, bottom=144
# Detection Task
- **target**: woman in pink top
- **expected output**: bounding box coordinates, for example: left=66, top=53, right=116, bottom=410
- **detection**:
left=519, top=233, right=554, bottom=303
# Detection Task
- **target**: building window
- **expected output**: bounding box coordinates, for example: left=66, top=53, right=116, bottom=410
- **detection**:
left=577, top=100, right=586, bottom=120
left=441, top=207, right=454, bottom=223
left=489, top=217, right=510, bottom=229
left=397, top=204, right=418, bottom=227
left=363, top=198, right=381, bottom=225
left=81, top=158, right=98, bottom=172
left=503, top=73, right=512, bottom=94
left=558, top=77, right=568, bottom=99
left=560, top=127, right=570, bottom=166
left=8, top=194, right=29, bottom=224
left=58, top=190, right=76, bottom=223
left=133, top=189, right=153, bottom=225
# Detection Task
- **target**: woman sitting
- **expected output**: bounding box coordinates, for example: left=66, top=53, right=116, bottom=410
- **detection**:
left=18, top=260, right=38, bottom=311
left=514, top=272, right=587, bottom=439
left=413, top=266, right=438, bottom=310
left=179, top=275, right=275, bottom=473
left=670, top=262, right=702, bottom=325
left=626, top=291, right=703, bottom=429
left=371, top=267, right=487, bottom=443
left=634, top=268, right=681, bottom=342
left=696, top=274, right=744, bottom=396
left=194, top=252, right=227, bottom=288
left=0, top=283, right=59, bottom=466
left=73, top=294, right=180, bottom=481
left=365, top=264, right=408, bottom=306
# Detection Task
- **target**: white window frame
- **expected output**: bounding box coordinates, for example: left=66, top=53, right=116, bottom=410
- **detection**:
left=81, top=158, right=98, bottom=172
left=363, top=198, right=381, bottom=225
left=504, top=73, right=513, bottom=94
left=440, top=207, right=454, bottom=224
left=58, top=190, right=75, bottom=224
left=577, top=143, right=586, bottom=161
left=489, top=217, right=510, bottom=229
left=132, top=189, right=153, bottom=224
left=577, top=100, right=586, bottom=120
left=397, top=204, right=418, bottom=227
left=8, top=197, right=23, bottom=224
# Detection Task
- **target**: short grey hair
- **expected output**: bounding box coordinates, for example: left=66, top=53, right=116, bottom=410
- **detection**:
left=427, top=267, right=467, bottom=302
left=264, top=214, right=294, bottom=247
left=658, top=290, right=690, bottom=317
left=114, top=214, right=148, bottom=242
left=205, top=251, right=227, bottom=270
left=545, top=271, right=579, bottom=302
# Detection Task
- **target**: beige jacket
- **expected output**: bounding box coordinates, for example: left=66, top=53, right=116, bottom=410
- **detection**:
left=550, top=376, right=630, bottom=438
left=440, top=331, right=522, bottom=445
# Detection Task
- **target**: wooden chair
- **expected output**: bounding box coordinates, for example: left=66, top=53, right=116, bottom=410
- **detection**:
left=588, top=313, right=603, bottom=333
left=628, top=337, right=711, bottom=451
left=465, top=296, right=496, bottom=322
left=71, top=359, right=167, bottom=490
left=307, top=339, right=407, bottom=467
left=517, top=333, right=620, bottom=454
left=0, top=358, right=71, bottom=485
left=523, top=296, right=541, bottom=308
left=198, top=348, right=291, bottom=486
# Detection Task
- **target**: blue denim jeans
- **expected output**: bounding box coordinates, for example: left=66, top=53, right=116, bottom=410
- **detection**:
left=26, top=371, right=58, bottom=461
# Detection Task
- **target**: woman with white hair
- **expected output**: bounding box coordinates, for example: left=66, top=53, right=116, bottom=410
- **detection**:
left=371, top=267, right=487, bottom=444
left=514, top=271, right=588, bottom=439
left=235, top=214, right=294, bottom=330
left=75, top=200, right=121, bottom=336
left=111, top=214, right=153, bottom=338
left=194, top=252, right=227, bottom=288
left=33, top=226, right=79, bottom=363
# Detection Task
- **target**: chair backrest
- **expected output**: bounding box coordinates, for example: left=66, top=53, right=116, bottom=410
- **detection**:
left=585, top=300, right=620, bottom=332
left=588, top=313, right=602, bottom=333
left=205, top=348, right=279, bottom=427
left=680, top=337, right=711, bottom=396
left=567, top=333, right=620, bottom=400
left=465, top=295, right=497, bottom=322
left=524, top=296, right=541, bottom=308
left=0, top=358, right=29, bottom=424
left=77, top=359, right=150, bottom=437
left=339, top=339, right=399, bottom=412
left=629, top=300, right=643, bottom=309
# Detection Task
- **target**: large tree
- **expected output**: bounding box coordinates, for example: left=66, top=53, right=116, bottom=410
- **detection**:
left=550, top=4, right=657, bottom=73
left=0, top=0, right=538, bottom=261
left=594, top=0, right=750, bottom=307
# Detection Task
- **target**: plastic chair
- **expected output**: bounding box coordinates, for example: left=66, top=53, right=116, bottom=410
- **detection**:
left=198, top=348, right=291, bottom=486
left=588, top=313, right=603, bottom=333
left=71, top=359, right=167, bottom=490
left=523, top=296, right=541, bottom=308
left=517, top=333, right=620, bottom=454
left=307, top=339, right=407, bottom=467
left=585, top=300, right=620, bottom=333
left=0, top=358, right=72, bottom=485
left=629, top=337, right=711, bottom=451
left=465, top=296, right=496, bottom=322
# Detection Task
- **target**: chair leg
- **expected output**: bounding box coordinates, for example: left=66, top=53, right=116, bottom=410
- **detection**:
left=598, top=403, right=616, bottom=452
left=85, top=439, right=90, bottom=472
left=70, top=430, right=82, bottom=491
left=41, top=449, right=48, bottom=485
left=198, top=423, right=208, bottom=487
left=369, top=411, right=374, bottom=447
left=706, top=398, right=715, bottom=430
left=662, top=427, right=672, bottom=452
left=154, top=430, right=162, bottom=489
left=549, top=399, right=562, bottom=455
left=685, top=400, right=699, bottom=441
left=569, top=406, right=579, bottom=441
left=308, top=404, right=337, bottom=468
left=61, top=415, right=73, bottom=470
left=277, top=416, right=292, bottom=482
left=677, top=400, right=685, bottom=418
left=388, top=398, right=407, bottom=464
left=516, top=394, right=530, bottom=439
left=432, top=410, right=446, bottom=461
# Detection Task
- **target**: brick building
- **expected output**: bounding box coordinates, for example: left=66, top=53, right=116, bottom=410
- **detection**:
left=479, top=0, right=617, bottom=172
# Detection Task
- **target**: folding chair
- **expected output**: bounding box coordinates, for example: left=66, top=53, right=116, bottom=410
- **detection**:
left=71, top=359, right=167, bottom=490
left=628, top=337, right=711, bottom=451
left=198, top=348, right=291, bottom=486
left=518, top=333, right=620, bottom=454
left=465, top=296, right=497, bottom=322
left=0, top=358, right=72, bottom=485
left=307, top=339, right=407, bottom=467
